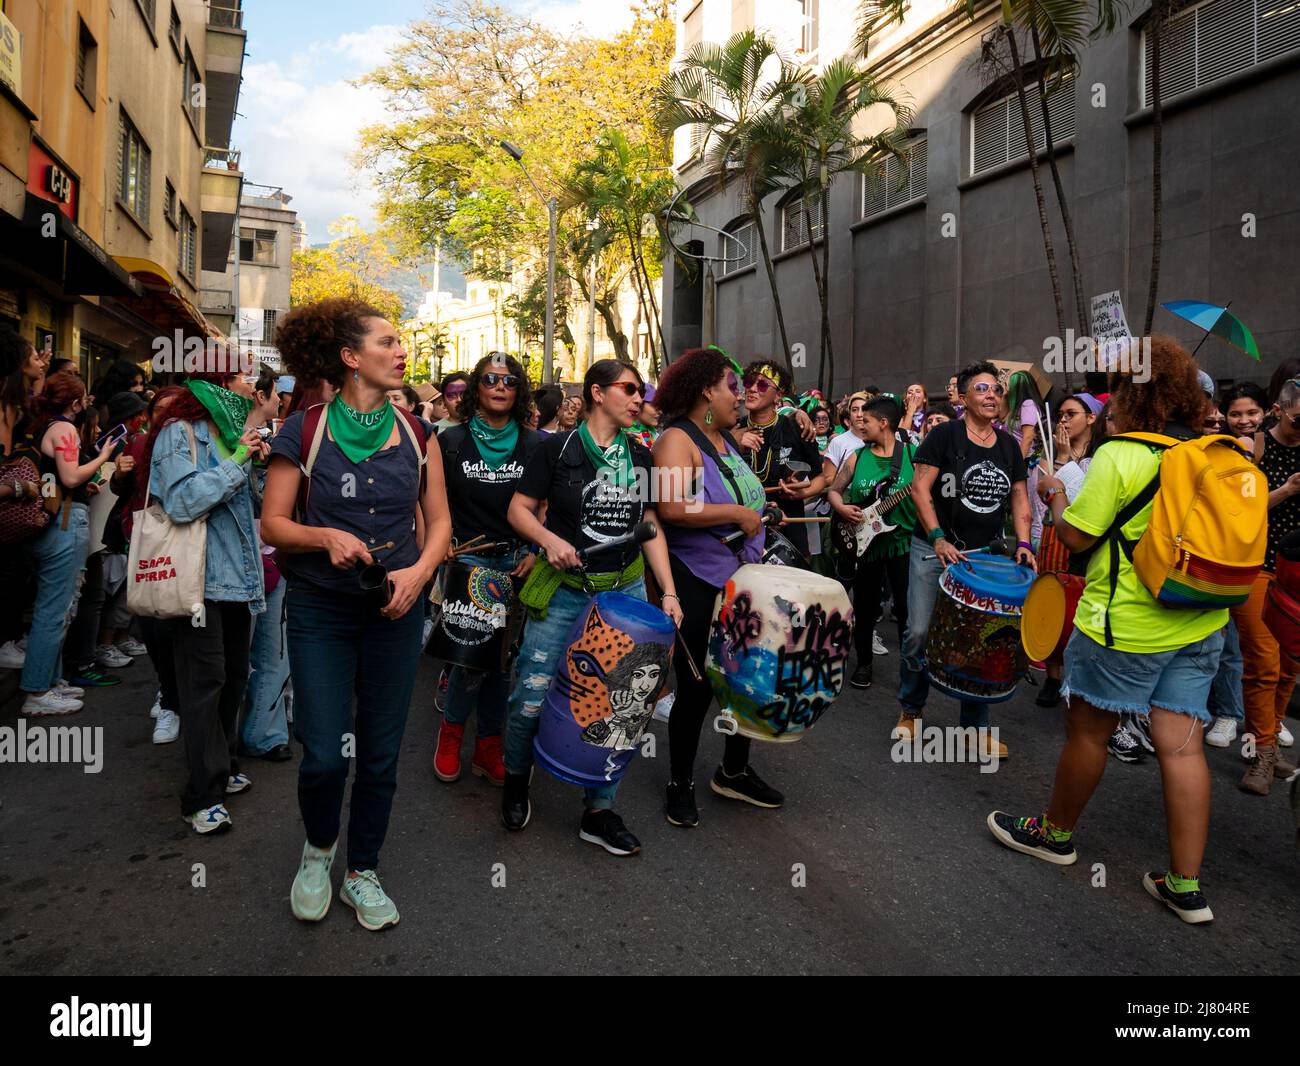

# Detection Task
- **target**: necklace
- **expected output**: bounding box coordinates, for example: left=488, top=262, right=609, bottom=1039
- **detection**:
left=747, top=416, right=777, bottom=482
left=967, top=422, right=995, bottom=444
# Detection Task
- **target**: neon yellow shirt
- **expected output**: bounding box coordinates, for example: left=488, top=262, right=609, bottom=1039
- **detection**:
left=1064, top=439, right=1227, bottom=654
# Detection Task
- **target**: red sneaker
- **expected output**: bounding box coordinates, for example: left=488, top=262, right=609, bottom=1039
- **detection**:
left=472, top=735, right=505, bottom=786
left=434, top=720, right=465, bottom=782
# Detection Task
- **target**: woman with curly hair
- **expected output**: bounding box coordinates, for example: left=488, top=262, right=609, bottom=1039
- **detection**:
left=989, top=335, right=1242, bottom=925
left=652, top=348, right=776, bottom=827
left=261, top=297, right=452, bottom=930
left=432, top=351, right=539, bottom=787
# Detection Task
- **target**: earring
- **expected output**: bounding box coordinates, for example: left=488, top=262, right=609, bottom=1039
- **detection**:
left=354, top=370, right=359, bottom=383
left=704, top=408, right=714, bottom=426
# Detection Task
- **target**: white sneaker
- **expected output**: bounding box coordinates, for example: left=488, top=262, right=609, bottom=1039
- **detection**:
left=1279, top=721, right=1295, bottom=748
left=116, top=637, right=148, bottom=657
left=53, top=679, right=86, bottom=698
left=21, top=690, right=84, bottom=716
left=0, top=640, right=25, bottom=669
left=1205, top=716, right=1238, bottom=748
left=225, top=773, right=252, bottom=795
left=872, top=630, right=888, bottom=656
left=152, top=708, right=180, bottom=744
left=95, top=644, right=132, bottom=668
left=149, top=689, right=163, bottom=718
left=184, top=804, right=232, bottom=834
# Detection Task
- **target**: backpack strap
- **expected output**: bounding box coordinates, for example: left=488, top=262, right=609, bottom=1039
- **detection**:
left=669, top=417, right=746, bottom=509
left=294, top=403, right=329, bottom=520
left=394, top=407, right=428, bottom=499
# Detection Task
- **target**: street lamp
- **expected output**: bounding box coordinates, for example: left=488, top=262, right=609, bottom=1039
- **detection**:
left=500, top=139, right=556, bottom=385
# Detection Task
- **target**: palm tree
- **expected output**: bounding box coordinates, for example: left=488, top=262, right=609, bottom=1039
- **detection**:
left=767, top=60, right=911, bottom=395
left=655, top=30, right=806, bottom=369
left=1142, top=0, right=1173, bottom=335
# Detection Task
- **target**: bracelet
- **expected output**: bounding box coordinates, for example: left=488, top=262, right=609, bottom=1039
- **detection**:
left=1017, top=540, right=1033, bottom=552
left=662, top=593, right=680, bottom=602
left=232, top=444, right=251, bottom=466
left=927, top=527, right=946, bottom=545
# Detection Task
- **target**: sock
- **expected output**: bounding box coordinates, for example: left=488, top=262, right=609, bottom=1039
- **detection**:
left=1041, top=814, right=1073, bottom=844
left=1166, top=870, right=1199, bottom=894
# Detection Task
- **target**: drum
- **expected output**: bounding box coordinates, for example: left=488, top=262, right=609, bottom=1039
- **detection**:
left=533, top=592, right=675, bottom=787
left=1021, top=572, right=1085, bottom=664
left=705, top=563, right=854, bottom=742
left=428, top=558, right=515, bottom=670
left=926, top=555, right=1035, bottom=703
left=761, top=527, right=809, bottom=568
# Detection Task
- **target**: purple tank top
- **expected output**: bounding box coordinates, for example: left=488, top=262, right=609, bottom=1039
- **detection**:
left=663, top=430, right=763, bottom=588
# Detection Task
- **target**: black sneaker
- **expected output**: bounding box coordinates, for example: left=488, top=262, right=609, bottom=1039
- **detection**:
left=1034, top=676, right=1062, bottom=708
left=501, top=772, right=531, bottom=831
left=1108, top=724, right=1144, bottom=764
left=1126, top=713, right=1155, bottom=754
left=850, top=662, right=872, bottom=689
left=665, top=780, right=699, bottom=827
left=986, top=810, right=1078, bottom=865
left=69, top=668, right=121, bottom=688
left=579, top=809, right=641, bottom=856
left=1142, top=871, right=1213, bottom=924
left=710, top=765, right=784, bottom=808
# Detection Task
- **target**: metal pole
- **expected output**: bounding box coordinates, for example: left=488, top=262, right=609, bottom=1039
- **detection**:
left=545, top=198, right=557, bottom=385
left=587, top=254, right=597, bottom=370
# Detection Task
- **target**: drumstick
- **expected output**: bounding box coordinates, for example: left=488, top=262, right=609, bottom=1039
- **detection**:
left=673, top=624, right=703, bottom=682
left=452, top=540, right=510, bottom=558
left=777, top=516, right=830, bottom=524
left=453, top=533, right=487, bottom=553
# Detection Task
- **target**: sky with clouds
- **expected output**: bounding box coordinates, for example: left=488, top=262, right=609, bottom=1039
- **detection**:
left=234, top=0, right=643, bottom=243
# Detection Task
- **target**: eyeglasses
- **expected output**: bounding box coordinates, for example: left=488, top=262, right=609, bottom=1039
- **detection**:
left=1058, top=409, right=1084, bottom=420
left=483, top=372, right=518, bottom=390
left=969, top=382, right=1006, bottom=397
left=743, top=375, right=776, bottom=393
left=603, top=381, right=645, bottom=398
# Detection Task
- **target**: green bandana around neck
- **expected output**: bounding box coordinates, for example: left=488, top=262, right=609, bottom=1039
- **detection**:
left=327, top=394, right=396, bottom=465
left=187, top=379, right=253, bottom=453
left=578, top=420, right=634, bottom=488
left=469, top=415, right=520, bottom=471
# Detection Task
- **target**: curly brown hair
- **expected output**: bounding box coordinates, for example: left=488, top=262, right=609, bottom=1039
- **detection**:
left=654, top=348, right=731, bottom=423
left=1108, top=334, right=1206, bottom=434
left=274, top=297, right=387, bottom=389
left=460, top=352, right=533, bottom=426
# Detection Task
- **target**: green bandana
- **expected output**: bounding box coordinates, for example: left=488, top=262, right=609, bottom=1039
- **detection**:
left=469, top=415, right=519, bottom=471
left=327, top=394, right=395, bottom=465
left=577, top=420, right=634, bottom=488
left=187, top=379, right=252, bottom=453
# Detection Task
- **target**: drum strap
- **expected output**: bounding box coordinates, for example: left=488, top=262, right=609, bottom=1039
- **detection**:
left=668, top=417, right=748, bottom=555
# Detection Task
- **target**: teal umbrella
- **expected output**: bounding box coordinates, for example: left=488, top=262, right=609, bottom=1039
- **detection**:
left=1161, top=300, right=1261, bottom=360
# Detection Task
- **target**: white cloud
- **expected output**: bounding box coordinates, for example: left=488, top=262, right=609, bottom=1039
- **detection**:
left=526, top=0, right=639, bottom=39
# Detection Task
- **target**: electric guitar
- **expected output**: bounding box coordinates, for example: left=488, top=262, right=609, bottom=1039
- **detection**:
left=832, top=480, right=912, bottom=559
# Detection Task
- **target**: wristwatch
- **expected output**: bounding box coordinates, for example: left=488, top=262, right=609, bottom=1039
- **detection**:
left=1044, top=486, right=1064, bottom=502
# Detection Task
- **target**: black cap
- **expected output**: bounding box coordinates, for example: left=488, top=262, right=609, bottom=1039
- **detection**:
left=107, top=391, right=147, bottom=424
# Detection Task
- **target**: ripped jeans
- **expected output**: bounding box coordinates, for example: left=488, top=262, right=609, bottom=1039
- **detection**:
left=502, top=577, right=646, bottom=810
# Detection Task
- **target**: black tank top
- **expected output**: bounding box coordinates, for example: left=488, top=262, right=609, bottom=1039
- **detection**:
left=39, top=416, right=91, bottom=505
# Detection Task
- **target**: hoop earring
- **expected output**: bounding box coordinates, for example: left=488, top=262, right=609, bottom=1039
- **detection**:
left=704, top=408, right=713, bottom=426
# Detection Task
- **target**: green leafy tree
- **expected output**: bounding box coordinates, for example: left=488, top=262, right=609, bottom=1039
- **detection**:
left=290, top=217, right=404, bottom=323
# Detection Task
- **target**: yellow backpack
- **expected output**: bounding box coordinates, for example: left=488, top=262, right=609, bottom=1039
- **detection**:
left=1100, top=432, right=1266, bottom=642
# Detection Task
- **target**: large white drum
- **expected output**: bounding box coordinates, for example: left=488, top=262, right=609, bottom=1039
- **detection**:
left=705, top=563, right=855, bottom=743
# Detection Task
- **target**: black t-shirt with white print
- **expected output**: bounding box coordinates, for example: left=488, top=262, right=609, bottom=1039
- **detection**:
left=910, top=417, right=1027, bottom=550
left=440, top=423, right=541, bottom=546
left=740, top=413, right=824, bottom=554
left=516, top=428, right=652, bottom=572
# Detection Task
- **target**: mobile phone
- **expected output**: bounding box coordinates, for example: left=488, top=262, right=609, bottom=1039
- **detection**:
left=96, top=423, right=128, bottom=452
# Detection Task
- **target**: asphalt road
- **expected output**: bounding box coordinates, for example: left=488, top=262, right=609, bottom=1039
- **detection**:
left=1, top=642, right=1296, bottom=976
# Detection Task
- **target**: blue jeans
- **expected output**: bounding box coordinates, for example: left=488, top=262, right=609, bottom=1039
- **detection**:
left=1064, top=627, right=1223, bottom=723
left=502, top=577, right=647, bottom=810
left=242, top=577, right=291, bottom=754
left=897, top=537, right=990, bottom=729
left=1208, top=620, right=1244, bottom=723
left=442, top=552, right=516, bottom=737
left=286, top=582, right=424, bottom=871
left=21, top=503, right=90, bottom=693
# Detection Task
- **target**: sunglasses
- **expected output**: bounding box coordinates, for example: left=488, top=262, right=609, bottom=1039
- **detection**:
left=743, top=375, right=777, bottom=393
left=969, top=382, right=1006, bottom=397
left=483, top=373, right=518, bottom=390
left=603, top=380, right=645, bottom=398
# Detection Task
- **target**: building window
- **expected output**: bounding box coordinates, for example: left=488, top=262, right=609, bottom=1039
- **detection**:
left=720, top=218, right=758, bottom=275
left=262, top=309, right=278, bottom=345
left=135, top=0, right=157, bottom=33
left=780, top=194, right=824, bottom=252
left=1142, top=0, right=1300, bottom=107
left=178, top=204, right=197, bottom=279
left=163, top=180, right=177, bottom=228
left=970, top=77, right=1076, bottom=175
left=117, top=110, right=151, bottom=222
left=862, top=136, right=928, bottom=217
left=183, top=45, right=202, bottom=129
left=169, top=4, right=183, bottom=57
left=799, top=0, right=820, bottom=60
left=239, top=228, right=277, bottom=265
left=75, top=20, right=98, bottom=105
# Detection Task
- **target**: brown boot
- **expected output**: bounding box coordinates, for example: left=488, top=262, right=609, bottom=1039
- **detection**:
left=1274, top=749, right=1298, bottom=779
left=1239, top=746, right=1277, bottom=796
left=893, top=713, right=921, bottom=742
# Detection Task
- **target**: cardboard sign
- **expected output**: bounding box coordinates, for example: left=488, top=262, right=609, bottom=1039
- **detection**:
left=1090, top=291, right=1131, bottom=341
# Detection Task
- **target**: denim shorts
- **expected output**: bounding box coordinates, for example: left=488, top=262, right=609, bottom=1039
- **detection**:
left=1062, top=628, right=1224, bottom=722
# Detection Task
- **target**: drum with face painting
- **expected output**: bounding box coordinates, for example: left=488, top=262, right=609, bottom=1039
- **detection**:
left=533, top=591, right=676, bottom=787
left=926, top=555, right=1036, bottom=702
left=705, top=563, right=854, bottom=743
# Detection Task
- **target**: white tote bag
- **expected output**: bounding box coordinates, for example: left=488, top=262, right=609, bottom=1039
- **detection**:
left=127, top=423, right=208, bottom=621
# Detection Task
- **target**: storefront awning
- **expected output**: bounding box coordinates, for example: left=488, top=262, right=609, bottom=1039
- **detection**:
left=111, top=256, right=220, bottom=339
left=19, top=195, right=144, bottom=299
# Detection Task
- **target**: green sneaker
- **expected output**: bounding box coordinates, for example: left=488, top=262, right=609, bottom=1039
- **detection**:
left=290, top=840, right=337, bottom=922
left=339, top=869, right=400, bottom=931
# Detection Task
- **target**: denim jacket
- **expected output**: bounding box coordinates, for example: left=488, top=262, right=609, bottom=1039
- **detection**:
left=151, top=418, right=265, bottom=614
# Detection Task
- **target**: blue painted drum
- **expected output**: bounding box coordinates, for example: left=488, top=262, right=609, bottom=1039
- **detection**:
left=925, top=555, right=1036, bottom=703
left=705, top=563, right=854, bottom=743
left=533, top=591, right=676, bottom=787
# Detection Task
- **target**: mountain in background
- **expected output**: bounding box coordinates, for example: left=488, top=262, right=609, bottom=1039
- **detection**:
left=306, top=243, right=469, bottom=319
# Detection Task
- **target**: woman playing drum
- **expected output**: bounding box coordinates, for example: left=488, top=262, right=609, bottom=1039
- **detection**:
left=502, top=359, right=680, bottom=856
left=433, top=352, right=540, bottom=785
left=651, top=348, right=781, bottom=828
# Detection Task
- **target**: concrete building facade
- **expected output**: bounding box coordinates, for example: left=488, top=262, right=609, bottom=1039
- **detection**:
left=661, top=0, right=1299, bottom=395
